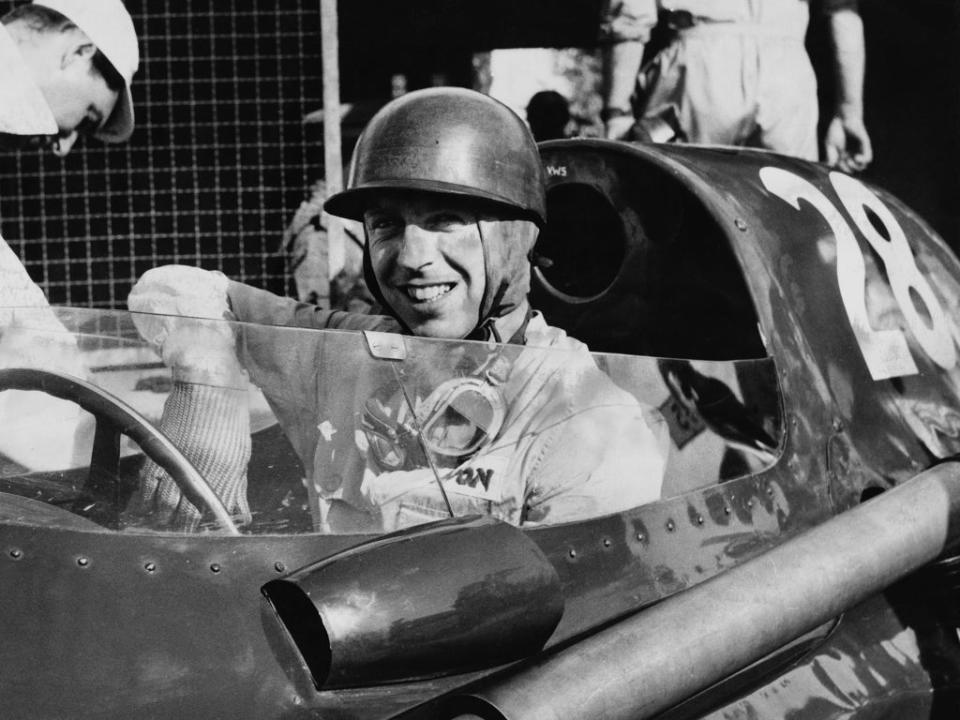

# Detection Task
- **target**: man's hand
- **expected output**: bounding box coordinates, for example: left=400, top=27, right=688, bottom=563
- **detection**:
left=824, top=113, right=873, bottom=173
left=128, top=265, right=246, bottom=388
left=125, top=265, right=252, bottom=532
left=826, top=9, right=871, bottom=173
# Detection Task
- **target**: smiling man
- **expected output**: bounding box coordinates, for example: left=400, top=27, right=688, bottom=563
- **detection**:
left=364, top=193, right=490, bottom=340
left=128, top=88, right=666, bottom=532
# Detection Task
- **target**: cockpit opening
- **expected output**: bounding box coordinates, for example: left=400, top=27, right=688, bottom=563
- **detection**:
left=533, top=142, right=768, bottom=361
left=533, top=183, right=626, bottom=303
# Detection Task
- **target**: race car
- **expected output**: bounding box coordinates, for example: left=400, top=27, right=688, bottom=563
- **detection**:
left=0, top=140, right=958, bottom=719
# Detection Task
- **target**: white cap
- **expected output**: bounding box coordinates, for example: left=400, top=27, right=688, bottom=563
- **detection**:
left=33, top=0, right=139, bottom=142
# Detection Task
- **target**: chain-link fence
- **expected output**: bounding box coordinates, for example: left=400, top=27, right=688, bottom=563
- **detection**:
left=0, top=0, right=322, bottom=307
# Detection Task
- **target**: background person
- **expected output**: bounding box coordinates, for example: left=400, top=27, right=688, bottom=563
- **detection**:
left=599, top=0, right=872, bottom=172
left=1, top=0, right=137, bottom=156
left=0, top=0, right=140, bottom=472
left=0, top=0, right=139, bottom=471
left=127, top=88, right=666, bottom=533
left=0, top=0, right=138, bottom=320
left=526, top=89, right=573, bottom=142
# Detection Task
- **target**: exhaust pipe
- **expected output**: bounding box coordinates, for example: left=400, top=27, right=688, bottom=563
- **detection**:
left=436, top=462, right=960, bottom=720
left=261, top=515, right=563, bottom=690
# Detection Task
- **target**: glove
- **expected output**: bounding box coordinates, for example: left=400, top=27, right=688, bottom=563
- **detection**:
left=128, top=265, right=246, bottom=388
left=125, top=265, right=251, bottom=532
left=128, top=381, right=252, bottom=532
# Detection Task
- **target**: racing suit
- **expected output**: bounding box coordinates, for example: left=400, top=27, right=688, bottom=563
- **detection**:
left=230, top=281, right=665, bottom=531
left=599, top=0, right=857, bottom=158
left=129, top=270, right=666, bottom=532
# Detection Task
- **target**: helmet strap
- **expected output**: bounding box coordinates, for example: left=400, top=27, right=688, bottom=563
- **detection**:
left=467, top=303, right=531, bottom=345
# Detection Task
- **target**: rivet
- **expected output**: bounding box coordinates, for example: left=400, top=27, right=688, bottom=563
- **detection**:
left=766, top=486, right=774, bottom=496
left=210, top=563, right=222, bottom=573
left=746, top=499, right=753, bottom=508
left=696, top=515, right=704, bottom=525
left=144, top=562, right=157, bottom=574
left=723, top=506, right=731, bottom=515
left=568, top=548, right=577, bottom=559
left=734, top=218, right=748, bottom=231
left=76, top=557, right=89, bottom=568
left=636, top=532, right=645, bottom=542
left=666, top=519, right=675, bottom=532
left=274, top=561, right=286, bottom=573
left=602, top=538, right=612, bottom=548
left=832, top=418, right=844, bottom=432
left=8, top=549, right=22, bottom=560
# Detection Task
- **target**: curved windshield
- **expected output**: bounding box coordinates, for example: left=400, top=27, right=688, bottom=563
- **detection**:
left=0, top=307, right=783, bottom=535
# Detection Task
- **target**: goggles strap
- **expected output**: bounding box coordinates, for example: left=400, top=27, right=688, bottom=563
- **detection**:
left=390, top=363, right=455, bottom=518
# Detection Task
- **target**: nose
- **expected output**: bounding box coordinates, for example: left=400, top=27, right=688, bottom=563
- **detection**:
left=396, top=224, right=440, bottom=271
left=51, top=131, right=79, bottom=157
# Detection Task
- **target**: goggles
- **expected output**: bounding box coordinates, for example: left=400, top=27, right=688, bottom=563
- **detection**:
left=361, top=351, right=510, bottom=472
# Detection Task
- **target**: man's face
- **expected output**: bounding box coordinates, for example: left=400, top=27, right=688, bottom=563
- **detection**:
left=26, top=30, right=119, bottom=156
left=43, top=58, right=118, bottom=155
left=364, top=192, right=486, bottom=339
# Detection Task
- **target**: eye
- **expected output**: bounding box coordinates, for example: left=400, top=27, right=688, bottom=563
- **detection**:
left=365, top=212, right=403, bottom=241
left=426, top=212, right=470, bottom=231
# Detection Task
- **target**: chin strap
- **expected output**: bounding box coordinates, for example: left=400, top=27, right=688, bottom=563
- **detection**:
left=467, top=305, right=533, bottom=345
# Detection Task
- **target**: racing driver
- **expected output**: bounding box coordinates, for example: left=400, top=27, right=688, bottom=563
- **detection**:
left=126, top=87, right=666, bottom=533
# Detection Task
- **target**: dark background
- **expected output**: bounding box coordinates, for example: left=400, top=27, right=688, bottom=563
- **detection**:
left=1, top=0, right=958, bottom=307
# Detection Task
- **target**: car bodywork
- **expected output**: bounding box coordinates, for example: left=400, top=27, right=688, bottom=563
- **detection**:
left=1, top=140, right=959, bottom=719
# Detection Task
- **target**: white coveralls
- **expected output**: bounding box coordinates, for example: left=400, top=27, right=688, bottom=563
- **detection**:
left=0, top=25, right=88, bottom=470
left=600, top=0, right=819, bottom=158
left=0, top=24, right=64, bottom=315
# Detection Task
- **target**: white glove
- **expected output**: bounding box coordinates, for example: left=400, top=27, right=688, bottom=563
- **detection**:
left=128, top=265, right=246, bottom=388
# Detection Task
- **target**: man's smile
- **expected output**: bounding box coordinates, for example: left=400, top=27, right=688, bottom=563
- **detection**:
left=402, top=282, right=457, bottom=304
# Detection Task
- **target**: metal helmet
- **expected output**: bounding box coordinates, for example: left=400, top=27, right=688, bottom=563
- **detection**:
left=324, top=87, right=547, bottom=226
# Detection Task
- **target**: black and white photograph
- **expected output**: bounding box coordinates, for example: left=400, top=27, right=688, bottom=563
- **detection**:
left=1, top=1, right=960, bottom=718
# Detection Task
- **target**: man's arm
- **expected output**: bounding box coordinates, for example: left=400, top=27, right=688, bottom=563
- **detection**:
left=226, top=279, right=398, bottom=333
left=598, top=0, right=657, bottom=140
left=602, top=41, right=646, bottom=140
left=124, top=266, right=401, bottom=530
left=824, top=4, right=873, bottom=172
left=125, top=266, right=252, bottom=531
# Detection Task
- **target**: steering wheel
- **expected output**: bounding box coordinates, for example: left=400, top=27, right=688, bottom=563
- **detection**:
left=0, top=367, right=240, bottom=535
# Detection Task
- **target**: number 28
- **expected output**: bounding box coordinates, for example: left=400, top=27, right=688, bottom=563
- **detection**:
left=760, top=167, right=958, bottom=380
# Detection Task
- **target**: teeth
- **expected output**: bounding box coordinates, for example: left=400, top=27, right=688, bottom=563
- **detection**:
left=406, top=284, right=454, bottom=302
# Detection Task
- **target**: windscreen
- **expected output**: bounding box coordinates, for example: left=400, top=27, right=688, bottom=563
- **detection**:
left=0, top=307, right=783, bottom=535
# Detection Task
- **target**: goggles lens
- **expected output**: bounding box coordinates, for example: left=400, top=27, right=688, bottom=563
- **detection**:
left=361, top=376, right=506, bottom=471
left=421, top=379, right=504, bottom=458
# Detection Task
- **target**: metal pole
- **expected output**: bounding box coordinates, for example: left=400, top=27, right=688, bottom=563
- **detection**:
left=320, top=0, right=345, bottom=290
